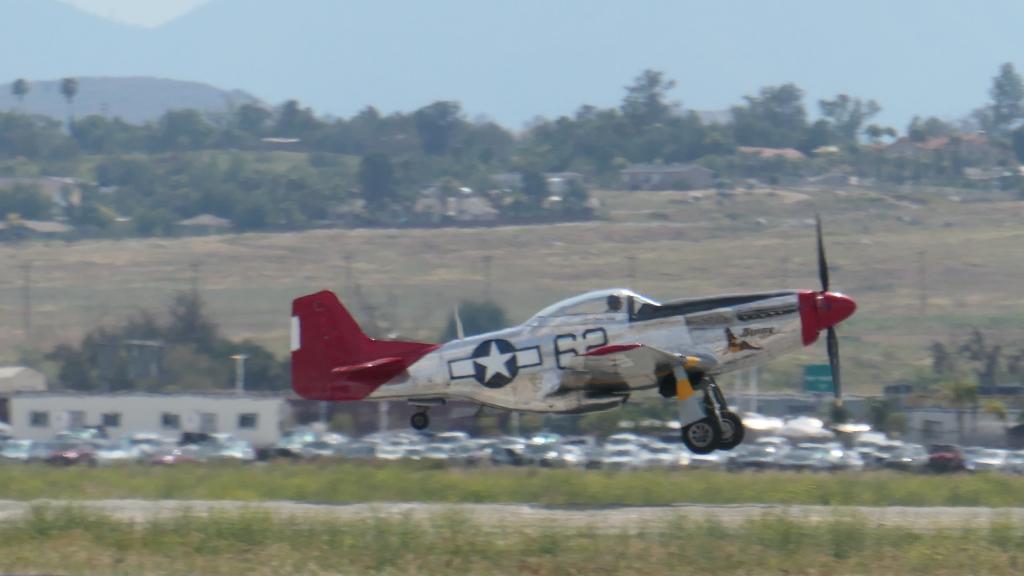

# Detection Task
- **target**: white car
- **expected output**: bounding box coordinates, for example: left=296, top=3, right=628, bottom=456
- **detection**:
left=0, top=439, right=32, bottom=462
left=600, top=445, right=641, bottom=470
left=95, top=439, right=145, bottom=465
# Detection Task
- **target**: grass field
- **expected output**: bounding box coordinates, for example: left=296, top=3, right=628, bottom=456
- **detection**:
left=3, top=183, right=1024, bottom=391
left=3, top=504, right=1024, bottom=575
left=4, top=463, right=1024, bottom=507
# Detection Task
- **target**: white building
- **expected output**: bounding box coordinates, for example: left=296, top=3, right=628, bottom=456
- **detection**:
left=904, top=407, right=1017, bottom=447
left=0, top=366, right=47, bottom=424
left=9, top=393, right=289, bottom=447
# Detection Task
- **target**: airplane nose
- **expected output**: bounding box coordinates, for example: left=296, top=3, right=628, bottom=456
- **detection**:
left=799, top=290, right=856, bottom=345
left=817, top=292, right=856, bottom=331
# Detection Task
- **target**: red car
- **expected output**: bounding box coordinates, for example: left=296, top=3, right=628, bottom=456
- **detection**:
left=927, top=444, right=967, bottom=473
left=45, top=441, right=97, bottom=466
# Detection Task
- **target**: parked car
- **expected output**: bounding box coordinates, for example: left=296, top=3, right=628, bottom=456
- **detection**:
left=883, top=443, right=929, bottom=472
left=374, top=444, right=406, bottom=461
left=486, top=444, right=525, bottom=466
left=685, top=448, right=724, bottom=469
left=927, top=444, right=967, bottom=473
left=95, top=438, right=145, bottom=465
left=45, top=440, right=97, bottom=466
left=775, top=444, right=834, bottom=472
left=726, top=443, right=784, bottom=471
left=963, top=447, right=1009, bottom=472
left=639, top=443, right=682, bottom=468
left=0, top=439, right=32, bottom=462
left=207, top=439, right=256, bottom=462
left=1005, top=451, right=1024, bottom=474
left=599, top=445, right=642, bottom=470
left=128, top=433, right=172, bottom=457
left=150, top=444, right=209, bottom=465
left=421, top=444, right=453, bottom=462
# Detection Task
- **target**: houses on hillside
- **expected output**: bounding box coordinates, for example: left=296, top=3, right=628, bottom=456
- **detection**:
left=620, top=163, right=714, bottom=190
left=882, top=133, right=1014, bottom=166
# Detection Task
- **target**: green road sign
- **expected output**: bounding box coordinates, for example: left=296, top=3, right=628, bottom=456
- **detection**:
left=803, top=364, right=834, bottom=393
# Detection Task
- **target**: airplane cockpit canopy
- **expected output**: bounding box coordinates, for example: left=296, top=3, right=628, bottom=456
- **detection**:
left=528, top=289, right=659, bottom=324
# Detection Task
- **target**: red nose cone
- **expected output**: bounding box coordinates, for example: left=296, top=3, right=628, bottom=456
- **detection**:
left=798, top=290, right=857, bottom=345
left=817, top=292, right=856, bottom=330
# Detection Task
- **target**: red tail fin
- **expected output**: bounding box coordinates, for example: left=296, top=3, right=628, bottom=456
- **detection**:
left=291, top=291, right=437, bottom=401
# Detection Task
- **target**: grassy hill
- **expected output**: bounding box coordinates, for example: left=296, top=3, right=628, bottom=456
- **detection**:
left=2, top=182, right=1023, bottom=393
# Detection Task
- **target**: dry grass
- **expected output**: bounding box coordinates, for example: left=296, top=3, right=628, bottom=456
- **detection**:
left=3, top=184, right=1024, bottom=390
left=3, top=462, right=1024, bottom=507
left=3, top=504, right=1024, bottom=575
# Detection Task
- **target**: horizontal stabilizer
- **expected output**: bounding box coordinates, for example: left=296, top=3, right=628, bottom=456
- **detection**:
left=291, top=290, right=437, bottom=401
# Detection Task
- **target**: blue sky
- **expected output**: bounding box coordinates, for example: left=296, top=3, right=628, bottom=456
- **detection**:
left=59, top=0, right=209, bottom=27
left=23, top=1, right=1024, bottom=131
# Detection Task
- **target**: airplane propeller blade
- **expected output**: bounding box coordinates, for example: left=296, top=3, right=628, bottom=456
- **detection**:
left=827, top=326, right=841, bottom=405
left=816, top=213, right=829, bottom=293
left=454, top=305, right=465, bottom=340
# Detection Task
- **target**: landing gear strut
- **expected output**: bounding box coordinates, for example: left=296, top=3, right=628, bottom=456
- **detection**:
left=410, top=409, right=430, bottom=431
left=680, top=376, right=745, bottom=453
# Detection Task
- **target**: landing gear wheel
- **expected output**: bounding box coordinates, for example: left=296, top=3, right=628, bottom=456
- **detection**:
left=410, top=411, right=430, bottom=431
left=716, top=411, right=745, bottom=451
left=682, top=418, right=722, bottom=455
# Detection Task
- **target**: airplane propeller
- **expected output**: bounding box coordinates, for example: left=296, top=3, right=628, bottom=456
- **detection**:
left=815, top=214, right=845, bottom=417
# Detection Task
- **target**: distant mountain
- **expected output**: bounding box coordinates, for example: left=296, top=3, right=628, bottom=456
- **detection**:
left=4, top=0, right=1024, bottom=129
left=0, top=77, right=261, bottom=123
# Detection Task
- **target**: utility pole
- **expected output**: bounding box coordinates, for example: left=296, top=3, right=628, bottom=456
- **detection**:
left=21, top=262, right=31, bottom=344
left=627, top=256, right=637, bottom=288
left=918, top=250, right=928, bottom=316
left=344, top=253, right=354, bottom=290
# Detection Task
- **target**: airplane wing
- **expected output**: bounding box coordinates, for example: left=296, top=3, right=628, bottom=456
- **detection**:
left=558, top=344, right=717, bottom=400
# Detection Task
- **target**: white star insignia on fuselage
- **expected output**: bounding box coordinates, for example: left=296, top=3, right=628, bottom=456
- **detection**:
left=473, top=341, right=515, bottom=382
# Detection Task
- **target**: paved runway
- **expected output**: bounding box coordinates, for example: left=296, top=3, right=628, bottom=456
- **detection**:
left=3, top=500, right=1023, bottom=530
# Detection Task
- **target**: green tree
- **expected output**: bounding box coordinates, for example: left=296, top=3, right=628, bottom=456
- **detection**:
left=413, top=101, right=463, bottom=155
left=235, top=103, right=272, bottom=136
left=165, top=291, right=220, bottom=353
left=0, top=112, right=73, bottom=159
left=1012, top=126, right=1024, bottom=163
left=59, top=77, right=79, bottom=122
left=521, top=170, right=549, bottom=207
left=133, top=208, right=175, bottom=236
left=358, top=152, right=397, bottom=210
left=863, top=124, right=897, bottom=144
left=0, top=184, right=51, bottom=219
left=274, top=100, right=321, bottom=139
left=989, top=62, right=1024, bottom=135
left=621, top=69, right=677, bottom=130
left=155, top=109, right=214, bottom=151
left=732, top=83, right=807, bottom=149
left=908, top=116, right=953, bottom=142
left=11, top=78, right=29, bottom=106
left=818, top=94, right=881, bottom=145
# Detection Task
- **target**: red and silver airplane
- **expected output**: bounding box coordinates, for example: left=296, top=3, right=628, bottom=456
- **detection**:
left=290, top=218, right=855, bottom=454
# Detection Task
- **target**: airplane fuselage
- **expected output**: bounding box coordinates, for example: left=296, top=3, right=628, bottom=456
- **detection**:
left=356, top=289, right=807, bottom=414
